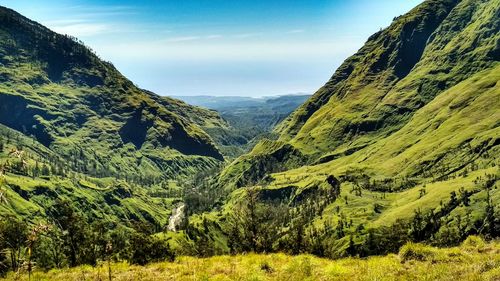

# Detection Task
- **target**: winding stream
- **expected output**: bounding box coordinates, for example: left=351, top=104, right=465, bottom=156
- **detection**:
left=167, top=203, right=185, bottom=232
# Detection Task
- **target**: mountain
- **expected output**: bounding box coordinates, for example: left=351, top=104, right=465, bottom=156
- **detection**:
left=186, top=0, right=499, bottom=257
left=0, top=0, right=498, bottom=268
left=222, top=0, right=499, bottom=187
left=0, top=6, right=226, bottom=179
left=0, top=6, right=230, bottom=225
left=174, top=94, right=310, bottom=158
left=174, top=94, right=309, bottom=113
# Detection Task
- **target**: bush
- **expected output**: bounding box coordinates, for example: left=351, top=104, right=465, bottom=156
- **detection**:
left=260, top=261, right=273, bottom=273
left=399, top=242, right=436, bottom=262
left=461, top=236, right=486, bottom=250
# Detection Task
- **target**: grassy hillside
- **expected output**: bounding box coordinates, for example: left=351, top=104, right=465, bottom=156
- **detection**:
left=0, top=5, right=226, bottom=184
left=3, top=237, right=499, bottom=281
left=277, top=0, right=498, bottom=158
left=0, top=0, right=498, bottom=278
left=0, top=5, right=230, bottom=229
left=0, top=123, right=186, bottom=227
left=183, top=0, right=500, bottom=258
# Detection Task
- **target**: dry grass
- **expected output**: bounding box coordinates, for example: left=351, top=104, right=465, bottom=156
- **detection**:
left=3, top=238, right=499, bottom=281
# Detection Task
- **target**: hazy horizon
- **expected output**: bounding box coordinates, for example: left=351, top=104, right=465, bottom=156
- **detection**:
left=2, top=0, right=422, bottom=97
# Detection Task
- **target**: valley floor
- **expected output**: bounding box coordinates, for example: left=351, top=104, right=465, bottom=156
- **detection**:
left=3, top=238, right=499, bottom=281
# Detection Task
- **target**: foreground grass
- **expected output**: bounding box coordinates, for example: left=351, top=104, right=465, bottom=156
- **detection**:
left=4, top=238, right=500, bottom=281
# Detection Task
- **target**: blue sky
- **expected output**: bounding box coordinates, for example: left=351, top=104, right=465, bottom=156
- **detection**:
left=2, top=0, right=422, bottom=97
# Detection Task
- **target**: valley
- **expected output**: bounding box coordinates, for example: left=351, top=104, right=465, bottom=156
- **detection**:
left=0, top=0, right=499, bottom=280
left=175, top=94, right=310, bottom=158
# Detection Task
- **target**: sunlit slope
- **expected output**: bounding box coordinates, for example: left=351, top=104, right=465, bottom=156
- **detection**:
left=0, top=124, right=181, bottom=225
left=253, top=66, right=498, bottom=234
left=313, top=64, right=499, bottom=178
left=221, top=0, right=499, bottom=189
left=278, top=0, right=498, bottom=159
left=211, top=0, right=500, bottom=254
left=5, top=238, right=499, bottom=281
left=0, top=5, right=225, bottom=182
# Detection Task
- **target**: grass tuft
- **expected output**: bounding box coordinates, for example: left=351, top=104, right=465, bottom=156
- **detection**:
left=399, top=242, right=437, bottom=262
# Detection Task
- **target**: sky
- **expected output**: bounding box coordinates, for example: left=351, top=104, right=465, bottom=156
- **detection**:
left=1, top=0, right=422, bottom=97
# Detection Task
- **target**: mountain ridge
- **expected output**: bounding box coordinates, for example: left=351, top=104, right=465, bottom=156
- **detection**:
left=183, top=0, right=499, bottom=258
left=0, top=4, right=226, bottom=182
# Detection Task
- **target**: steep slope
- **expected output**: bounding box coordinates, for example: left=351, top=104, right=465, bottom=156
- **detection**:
left=0, top=6, right=225, bottom=183
left=175, top=95, right=310, bottom=158
left=222, top=0, right=499, bottom=188
left=190, top=0, right=499, bottom=257
left=0, top=124, right=176, bottom=227
left=278, top=0, right=498, bottom=157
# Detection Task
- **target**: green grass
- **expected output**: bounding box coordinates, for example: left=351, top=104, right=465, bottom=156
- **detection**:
left=0, top=124, right=179, bottom=225
left=208, top=0, right=500, bottom=256
left=3, top=238, right=499, bottom=281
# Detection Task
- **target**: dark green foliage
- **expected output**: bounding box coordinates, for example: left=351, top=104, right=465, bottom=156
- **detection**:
left=32, top=226, right=66, bottom=269
left=227, top=188, right=289, bottom=253
left=183, top=165, right=227, bottom=217
left=0, top=217, right=28, bottom=272
left=346, top=235, right=356, bottom=257
left=483, top=189, right=500, bottom=238
left=47, top=200, right=88, bottom=266
left=0, top=203, right=176, bottom=273
left=130, top=231, right=174, bottom=265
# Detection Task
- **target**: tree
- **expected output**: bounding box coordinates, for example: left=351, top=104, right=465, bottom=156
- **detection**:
left=227, top=187, right=288, bottom=253
left=419, top=187, right=426, bottom=198
left=364, top=229, right=377, bottom=255
left=346, top=235, right=356, bottom=256
left=109, top=225, right=132, bottom=262
left=33, top=225, right=66, bottom=269
left=47, top=200, right=88, bottom=267
left=229, top=188, right=260, bottom=252
left=459, top=187, right=470, bottom=206
left=483, top=190, right=499, bottom=238
left=289, top=218, right=305, bottom=255
left=0, top=216, right=28, bottom=272
left=410, top=209, right=425, bottom=241
left=130, top=231, right=174, bottom=265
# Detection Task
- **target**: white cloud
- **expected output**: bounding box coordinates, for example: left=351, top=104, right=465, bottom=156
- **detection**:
left=62, top=5, right=137, bottom=17
left=286, top=29, right=305, bottom=34
left=161, top=35, right=223, bottom=42
left=165, top=36, right=201, bottom=42
left=37, top=4, right=141, bottom=38
left=205, top=34, right=223, bottom=39
left=233, top=33, right=263, bottom=39
left=51, top=23, right=111, bottom=37
left=43, top=19, right=89, bottom=26
left=95, top=38, right=363, bottom=63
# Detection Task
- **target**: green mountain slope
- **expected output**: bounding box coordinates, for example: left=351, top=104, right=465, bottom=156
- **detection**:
left=188, top=0, right=499, bottom=257
left=0, top=5, right=225, bottom=182
left=222, top=0, right=499, bottom=187
left=278, top=0, right=498, bottom=157
left=0, top=6, right=230, bottom=226
left=175, top=95, right=310, bottom=158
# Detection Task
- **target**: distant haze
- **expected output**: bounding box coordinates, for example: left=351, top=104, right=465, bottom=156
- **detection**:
left=2, top=0, right=423, bottom=97
left=173, top=94, right=311, bottom=110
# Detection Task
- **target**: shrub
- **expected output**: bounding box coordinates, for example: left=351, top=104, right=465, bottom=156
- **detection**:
left=461, top=236, right=486, bottom=250
left=260, top=261, right=273, bottom=273
left=399, top=242, right=436, bottom=262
